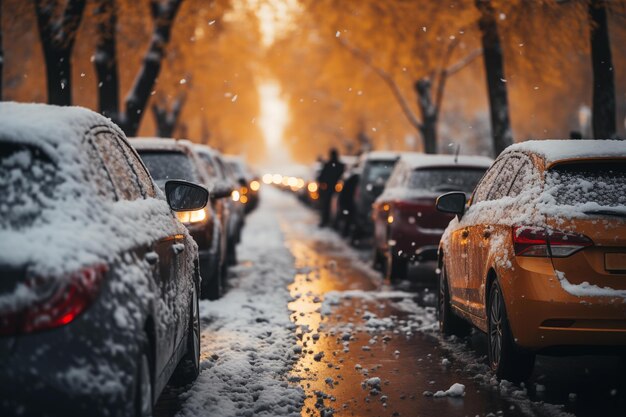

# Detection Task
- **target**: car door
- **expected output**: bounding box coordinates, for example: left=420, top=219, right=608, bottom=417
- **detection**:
left=466, top=156, right=521, bottom=318
left=451, top=159, right=504, bottom=312
left=88, top=128, right=183, bottom=375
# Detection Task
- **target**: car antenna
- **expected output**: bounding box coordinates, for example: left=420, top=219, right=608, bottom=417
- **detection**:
left=448, top=143, right=461, bottom=163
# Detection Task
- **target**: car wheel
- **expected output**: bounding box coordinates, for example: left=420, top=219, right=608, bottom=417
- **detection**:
left=488, top=279, right=535, bottom=382
left=438, top=264, right=471, bottom=337
left=134, top=341, right=153, bottom=417
left=171, top=282, right=201, bottom=387
left=385, top=252, right=408, bottom=282
left=372, top=246, right=385, bottom=271
left=200, top=256, right=221, bottom=300
left=227, top=239, right=237, bottom=266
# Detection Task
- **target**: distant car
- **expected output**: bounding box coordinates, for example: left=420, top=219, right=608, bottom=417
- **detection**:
left=223, top=155, right=260, bottom=214
left=0, top=103, right=203, bottom=416
left=373, top=153, right=492, bottom=281
left=351, top=151, right=401, bottom=242
left=214, top=154, right=246, bottom=264
left=436, top=140, right=626, bottom=382
left=194, top=145, right=242, bottom=269
left=130, top=138, right=231, bottom=300
left=330, top=162, right=362, bottom=237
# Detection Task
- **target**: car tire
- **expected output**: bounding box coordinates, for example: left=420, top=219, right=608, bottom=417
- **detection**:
left=227, top=239, right=237, bottom=266
left=488, top=279, right=535, bottom=382
left=386, top=252, right=408, bottom=282
left=201, top=256, right=221, bottom=300
left=171, top=282, right=201, bottom=387
left=438, top=264, right=472, bottom=337
left=372, top=247, right=385, bottom=271
left=134, top=340, right=153, bottom=417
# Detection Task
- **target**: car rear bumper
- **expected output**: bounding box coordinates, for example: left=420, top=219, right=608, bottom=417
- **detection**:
left=502, top=258, right=626, bottom=351
left=389, top=227, right=443, bottom=262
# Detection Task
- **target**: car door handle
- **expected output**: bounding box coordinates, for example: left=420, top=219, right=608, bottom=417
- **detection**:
left=145, top=252, right=159, bottom=265
left=173, top=243, right=185, bottom=255
left=483, top=230, right=491, bottom=239
left=461, top=230, right=469, bottom=239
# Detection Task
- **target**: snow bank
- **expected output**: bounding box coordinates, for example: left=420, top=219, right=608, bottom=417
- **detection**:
left=177, top=190, right=304, bottom=416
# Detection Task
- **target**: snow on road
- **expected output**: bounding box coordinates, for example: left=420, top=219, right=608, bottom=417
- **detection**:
left=176, top=189, right=304, bottom=417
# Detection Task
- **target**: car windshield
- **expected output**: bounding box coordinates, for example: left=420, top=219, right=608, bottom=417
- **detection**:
left=547, top=162, right=626, bottom=208
left=0, top=143, right=61, bottom=229
left=137, top=151, right=199, bottom=186
left=364, top=160, right=396, bottom=186
left=409, top=167, right=485, bottom=193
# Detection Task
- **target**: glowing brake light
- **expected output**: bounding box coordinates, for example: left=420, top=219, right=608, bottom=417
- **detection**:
left=250, top=180, right=260, bottom=191
left=512, top=226, right=592, bottom=258
left=0, top=265, right=108, bottom=336
left=176, top=208, right=207, bottom=224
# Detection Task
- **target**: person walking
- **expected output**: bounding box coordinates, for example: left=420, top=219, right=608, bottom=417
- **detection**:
left=317, top=148, right=345, bottom=227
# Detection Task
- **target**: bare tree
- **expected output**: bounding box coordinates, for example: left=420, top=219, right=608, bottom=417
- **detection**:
left=475, top=0, right=513, bottom=155
left=94, top=0, right=184, bottom=136
left=588, top=0, right=615, bottom=138
left=94, top=0, right=119, bottom=119
left=33, top=0, right=87, bottom=106
left=338, top=37, right=481, bottom=153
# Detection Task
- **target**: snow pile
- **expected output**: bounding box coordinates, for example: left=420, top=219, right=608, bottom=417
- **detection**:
left=177, top=191, right=305, bottom=416
left=556, top=270, right=626, bottom=299
left=429, top=382, right=465, bottom=398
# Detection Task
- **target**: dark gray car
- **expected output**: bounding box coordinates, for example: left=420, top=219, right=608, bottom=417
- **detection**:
left=0, top=103, right=203, bottom=417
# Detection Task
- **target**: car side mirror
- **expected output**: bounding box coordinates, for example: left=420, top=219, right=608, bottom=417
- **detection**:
left=165, top=180, right=209, bottom=211
left=238, top=177, right=247, bottom=187
left=211, top=185, right=233, bottom=200
left=436, top=192, right=466, bottom=216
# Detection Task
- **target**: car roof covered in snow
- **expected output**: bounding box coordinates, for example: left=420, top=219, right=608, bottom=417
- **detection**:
left=194, top=143, right=220, bottom=156
left=507, top=139, right=626, bottom=164
left=399, top=153, right=493, bottom=170
left=360, top=150, right=402, bottom=162
left=129, top=137, right=196, bottom=152
left=0, top=102, right=121, bottom=163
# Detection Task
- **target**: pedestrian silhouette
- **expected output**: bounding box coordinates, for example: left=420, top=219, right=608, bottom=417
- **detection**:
left=317, top=148, right=345, bottom=227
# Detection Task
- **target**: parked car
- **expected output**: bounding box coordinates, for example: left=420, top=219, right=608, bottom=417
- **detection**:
left=373, top=153, right=492, bottom=281
left=194, top=145, right=242, bottom=269
left=130, top=138, right=231, bottom=300
left=436, top=139, right=626, bottom=382
left=223, top=155, right=260, bottom=214
left=214, top=154, right=246, bottom=264
left=0, top=103, right=203, bottom=416
left=351, top=151, right=401, bottom=242
left=330, top=162, right=362, bottom=237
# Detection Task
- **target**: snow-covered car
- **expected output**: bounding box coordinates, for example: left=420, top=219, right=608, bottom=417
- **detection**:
left=130, top=138, right=232, bottom=300
left=194, top=145, right=242, bottom=270
left=223, top=155, right=260, bottom=214
left=436, top=139, right=626, bottom=382
left=0, top=103, right=204, bottom=416
left=373, top=153, right=492, bottom=281
left=351, top=151, right=401, bottom=241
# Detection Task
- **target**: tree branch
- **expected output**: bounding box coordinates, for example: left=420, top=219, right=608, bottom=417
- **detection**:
left=336, top=37, right=423, bottom=132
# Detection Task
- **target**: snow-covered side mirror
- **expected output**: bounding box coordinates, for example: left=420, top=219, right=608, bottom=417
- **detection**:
left=436, top=192, right=466, bottom=217
left=165, top=180, right=209, bottom=211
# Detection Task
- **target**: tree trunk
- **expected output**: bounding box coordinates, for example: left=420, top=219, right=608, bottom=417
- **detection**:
left=415, top=79, right=438, bottom=154
left=34, top=0, right=87, bottom=106
left=475, top=0, right=512, bottom=156
left=151, top=92, right=186, bottom=138
left=122, top=0, right=184, bottom=136
left=588, top=0, right=615, bottom=139
left=94, top=0, right=120, bottom=119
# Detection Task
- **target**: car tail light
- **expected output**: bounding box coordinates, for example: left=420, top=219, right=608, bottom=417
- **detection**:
left=0, top=264, right=108, bottom=336
left=512, top=226, right=592, bottom=258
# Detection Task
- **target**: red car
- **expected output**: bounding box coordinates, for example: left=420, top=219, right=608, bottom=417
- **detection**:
left=372, top=153, right=492, bottom=281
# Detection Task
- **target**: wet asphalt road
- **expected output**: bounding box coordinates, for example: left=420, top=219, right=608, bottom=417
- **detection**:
left=156, top=191, right=626, bottom=417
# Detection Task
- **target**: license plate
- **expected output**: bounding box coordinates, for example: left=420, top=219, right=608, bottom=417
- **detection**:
left=605, top=253, right=626, bottom=271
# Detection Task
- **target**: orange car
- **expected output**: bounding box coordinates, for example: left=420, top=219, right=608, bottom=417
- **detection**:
left=436, top=139, right=626, bottom=381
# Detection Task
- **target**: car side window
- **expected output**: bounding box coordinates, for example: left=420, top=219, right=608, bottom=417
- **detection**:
left=115, top=136, right=157, bottom=198
left=199, top=153, right=218, bottom=179
left=83, top=135, right=117, bottom=200
left=472, top=159, right=504, bottom=204
left=91, top=131, right=143, bottom=201
left=487, top=156, right=519, bottom=201
left=507, top=157, right=535, bottom=198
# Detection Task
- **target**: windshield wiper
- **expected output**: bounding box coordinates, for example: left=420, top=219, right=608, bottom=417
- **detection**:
left=583, top=209, right=626, bottom=218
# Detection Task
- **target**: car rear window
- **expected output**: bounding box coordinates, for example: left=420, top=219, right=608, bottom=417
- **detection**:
left=364, top=160, right=396, bottom=186
left=547, top=161, right=626, bottom=207
left=137, top=150, right=199, bottom=185
left=409, top=167, right=486, bottom=193
left=0, top=143, right=61, bottom=229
